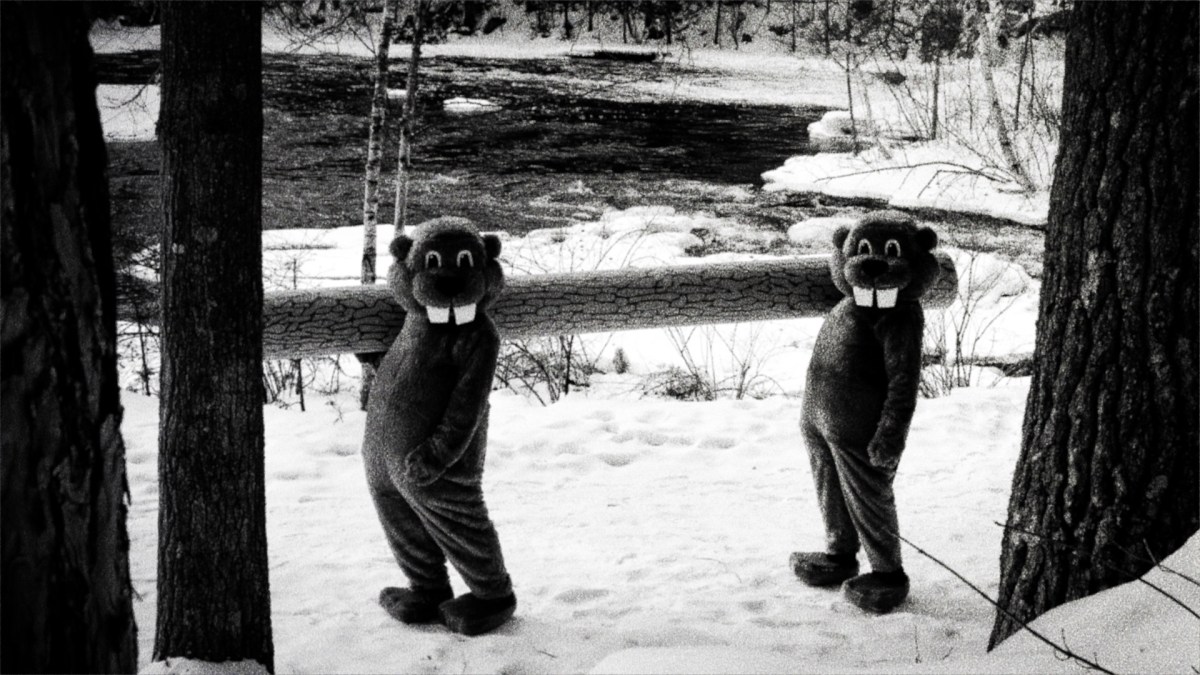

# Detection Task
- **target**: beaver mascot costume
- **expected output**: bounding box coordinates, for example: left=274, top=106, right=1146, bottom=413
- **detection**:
left=362, top=216, right=516, bottom=636
left=791, top=211, right=941, bottom=614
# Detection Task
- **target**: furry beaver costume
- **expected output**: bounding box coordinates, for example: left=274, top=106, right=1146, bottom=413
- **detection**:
left=362, top=217, right=515, bottom=636
left=791, top=211, right=940, bottom=614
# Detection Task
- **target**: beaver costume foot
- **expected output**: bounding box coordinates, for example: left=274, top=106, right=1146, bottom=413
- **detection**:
left=440, top=592, right=517, bottom=636
left=790, top=551, right=859, bottom=587
left=843, top=570, right=909, bottom=614
left=379, top=586, right=453, bottom=624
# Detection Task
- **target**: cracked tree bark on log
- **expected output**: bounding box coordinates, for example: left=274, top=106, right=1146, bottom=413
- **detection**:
left=988, top=1, right=1198, bottom=649
left=262, top=253, right=958, bottom=359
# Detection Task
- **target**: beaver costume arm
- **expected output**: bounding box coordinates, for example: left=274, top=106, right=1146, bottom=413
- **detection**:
left=403, top=328, right=500, bottom=486
left=866, top=305, right=924, bottom=470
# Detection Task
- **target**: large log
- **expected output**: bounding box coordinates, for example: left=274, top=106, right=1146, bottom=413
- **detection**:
left=263, top=254, right=958, bottom=358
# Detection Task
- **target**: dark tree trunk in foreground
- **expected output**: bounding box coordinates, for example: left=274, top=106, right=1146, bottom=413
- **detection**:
left=0, top=3, right=138, bottom=671
left=156, top=3, right=274, bottom=669
left=990, top=2, right=1198, bottom=649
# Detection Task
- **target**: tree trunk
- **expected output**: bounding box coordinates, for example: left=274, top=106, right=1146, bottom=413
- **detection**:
left=989, top=1, right=1198, bottom=649
left=790, top=0, right=797, bottom=53
left=844, top=50, right=860, bottom=155
left=931, top=55, right=940, bottom=139
left=363, top=0, right=399, bottom=287
left=393, top=0, right=426, bottom=231
left=0, top=4, right=138, bottom=671
left=714, top=1, right=723, bottom=47
left=357, top=0, right=399, bottom=411
left=156, top=3, right=274, bottom=670
left=561, top=1, right=573, bottom=40
left=1012, top=22, right=1032, bottom=132
left=976, top=9, right=1036, bottom=192
left=260, top=254, right=959, bottom=358
left=823, top=0, right=831, bottom=56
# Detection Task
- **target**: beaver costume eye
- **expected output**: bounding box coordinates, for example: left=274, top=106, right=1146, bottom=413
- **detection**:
left=885, top=239, right=901, bottom=257
left=425, top=251, right=442, bottom=268
left=457, top=250, right=474, bottom=268
left=857, top=239, right=873, bottom=255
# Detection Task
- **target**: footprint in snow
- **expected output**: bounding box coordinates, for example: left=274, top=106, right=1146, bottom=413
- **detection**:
left=600, top=452, right=636, bottom=467
left=554, top=588, right=610, bottom=604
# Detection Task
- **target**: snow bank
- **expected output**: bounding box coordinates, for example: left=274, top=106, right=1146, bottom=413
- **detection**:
left=786, top=215, right=856, bottom=247
left=807, top=110, right=879, bottom=153
left=97, top=84, right=158, bottom=142
left=983, top=532, right=1200, bottom=674
left=762, top=144, right=1050, bottom=228
left=443, top=97, right=502, bottom=114
left=140, top=659, right=268, bottom=675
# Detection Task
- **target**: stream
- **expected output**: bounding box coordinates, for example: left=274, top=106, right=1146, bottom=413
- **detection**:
left=98, top=50, right=1042, bottom=266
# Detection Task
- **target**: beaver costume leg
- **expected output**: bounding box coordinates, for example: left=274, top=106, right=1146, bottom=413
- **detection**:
left=367, top=419, right=515, bottom=635
left=825, top=437, right=903, bottom=575
left=368, top=485, right=455, bottom=623
left=790, top=419, right=860, bottom=586
left=401, top=477, right=516, bottom=636
left=793, top=419, right=909, bottom=613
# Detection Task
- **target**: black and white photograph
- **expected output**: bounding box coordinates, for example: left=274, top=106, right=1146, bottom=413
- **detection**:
left=2, top=1, right=1196, bottom=672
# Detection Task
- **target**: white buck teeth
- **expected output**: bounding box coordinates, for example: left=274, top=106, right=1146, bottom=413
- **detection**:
left=426, top=306, right=451, bottom=324
left=453, top=304, right=476, bottom=325
left=853, top=287, right=874, bottom=307
left=852, top=286, right=899, bottom=308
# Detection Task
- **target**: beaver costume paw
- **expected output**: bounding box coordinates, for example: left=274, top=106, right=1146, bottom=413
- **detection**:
left=790, top=551, right=860, bottom=587
left=843, top=570, right=909, bottom=614
left=379, top=586, right=454, bottom=624
left=439, top=592, right=517, bottom=636
left=402, top=444, right=446, bottom=486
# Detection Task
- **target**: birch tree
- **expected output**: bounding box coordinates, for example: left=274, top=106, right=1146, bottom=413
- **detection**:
left=358, top=0, right=400, bottom=410
left=973, top=6, right=1036, bottom=192
left=393, top=0, right=429, bottom=231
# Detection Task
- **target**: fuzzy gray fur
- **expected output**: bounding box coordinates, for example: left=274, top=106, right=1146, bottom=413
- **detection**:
left=801, top=211, right=939, bottom=573
left=362, top=217, right=512, bottom=600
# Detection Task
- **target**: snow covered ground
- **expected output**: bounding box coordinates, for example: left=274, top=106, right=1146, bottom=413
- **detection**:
left=120, top=374, right=1199, bottom=674
left=91, top=18, right=1196, bottom=675
left=121, top=210, right=1193, bottom=674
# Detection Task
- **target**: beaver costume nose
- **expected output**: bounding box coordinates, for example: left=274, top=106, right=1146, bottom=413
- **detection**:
left=434, top=276, right=466, bottom=296
left=861, top=259, right=888, bottom=278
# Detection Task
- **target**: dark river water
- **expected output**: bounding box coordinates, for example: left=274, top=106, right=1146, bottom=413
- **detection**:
left=97, top=48, right=1042, bottom=277
left=98, top=50, right=832, bottom=237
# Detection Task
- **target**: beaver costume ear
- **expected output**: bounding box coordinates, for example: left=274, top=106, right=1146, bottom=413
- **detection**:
left=483, top=234, right=501, bottom=261
left=387, top=234, right=424, bottom=314
left=915, top=226, right=938, bottom=252
left=828, top=226, right=855, bottom=298
left=391, top=235, right=414, bottom=263
left=832, top=226, right=851, bottom=250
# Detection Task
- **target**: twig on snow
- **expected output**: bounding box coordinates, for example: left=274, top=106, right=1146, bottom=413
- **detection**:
left=896, top=533, right=1116, bottom=674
